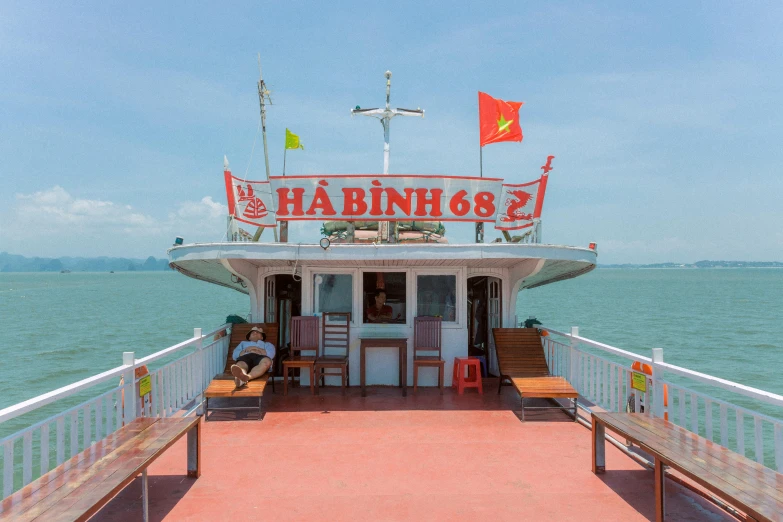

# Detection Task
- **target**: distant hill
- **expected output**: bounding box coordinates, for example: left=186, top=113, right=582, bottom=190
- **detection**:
left=0, top=252, right=172, bottom=272
left=599, top=260, right=783, bottom=269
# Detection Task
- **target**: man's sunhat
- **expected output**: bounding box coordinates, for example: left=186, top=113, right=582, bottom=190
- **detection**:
left=246, top=326, right=265, bottom=340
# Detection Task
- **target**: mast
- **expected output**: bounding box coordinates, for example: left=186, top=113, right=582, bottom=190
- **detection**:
left=257, top=54, right=272, bottom=182
left=352, top=71, right=424, bottom=242
left=253, top=54, right=280, bottom=242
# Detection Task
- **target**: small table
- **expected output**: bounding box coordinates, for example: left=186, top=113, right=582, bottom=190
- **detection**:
left=359, top=337, right=408, bottom=397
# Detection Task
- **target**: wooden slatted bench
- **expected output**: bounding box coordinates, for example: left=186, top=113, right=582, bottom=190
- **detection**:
left=204, top=323, right=278, bottom=420
left=492, top=328, right=578, bottom=420
left=0, top=416, right=200, bottom=522
left=592, top=412, right=783, bottom=522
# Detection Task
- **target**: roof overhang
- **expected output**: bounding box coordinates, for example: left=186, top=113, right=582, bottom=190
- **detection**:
left=168, top=242, right=597, bottom=294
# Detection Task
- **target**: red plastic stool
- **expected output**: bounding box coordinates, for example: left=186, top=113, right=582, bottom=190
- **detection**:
left=452, top=357, right=483, bottom=395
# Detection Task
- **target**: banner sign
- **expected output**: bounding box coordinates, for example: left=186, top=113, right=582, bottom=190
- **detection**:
left=495, top=177, right=544, bottom=231
left=224, top=171, right=547, bottom=230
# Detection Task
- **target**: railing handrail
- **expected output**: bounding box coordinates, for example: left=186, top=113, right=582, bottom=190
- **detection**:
left=0, top=323, right=230, bottom=426
left=540, top=326, right=652, bottom=364
left=658, top=378, right=783, bottom=425
left=540, top=324, right=783, bottom=410
left=135, top=336, right=199, bottom=366
left=201, top=323, right=231, bottom=340
left=0, top=364, right=131, bottom=424
left=657, top=361, right=783, bottom=409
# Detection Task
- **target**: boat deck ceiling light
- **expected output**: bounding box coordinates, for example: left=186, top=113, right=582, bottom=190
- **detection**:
left=319, top=238, right=331, bottom=250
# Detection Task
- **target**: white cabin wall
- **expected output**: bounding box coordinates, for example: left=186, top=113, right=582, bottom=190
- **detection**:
left=300, top=264, right=470, bottom=388
left=221, top=259, right=260, bottom=321
left=507, top=259, right=546, bottom=327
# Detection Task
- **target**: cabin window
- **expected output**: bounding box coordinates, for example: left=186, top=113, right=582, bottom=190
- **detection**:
left=417, top=275, right=457, bottom=321
left=362, top=272, right=406, bottom=324
left=313, top=274, right=353, bottom=316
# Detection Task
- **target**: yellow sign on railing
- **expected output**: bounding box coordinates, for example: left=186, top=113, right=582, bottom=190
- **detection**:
left=139, top=375, right=151, bottom=397
left=631, top=372, right=647, bottom=393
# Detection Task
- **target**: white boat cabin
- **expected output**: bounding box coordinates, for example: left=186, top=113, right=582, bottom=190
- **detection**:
left=169, top=241, right=597, bottom=387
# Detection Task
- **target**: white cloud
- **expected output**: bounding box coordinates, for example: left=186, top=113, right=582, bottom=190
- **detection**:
left=2, top=186, right=229, bottom=257
left=172, top=196, right=227, bottom=220
left=14, top=186, right=157, bottom=227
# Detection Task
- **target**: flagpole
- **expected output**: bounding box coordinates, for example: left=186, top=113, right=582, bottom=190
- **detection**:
left=283, top=147, right=287, bottom=177
left=475, top=145, right=484, bottom=243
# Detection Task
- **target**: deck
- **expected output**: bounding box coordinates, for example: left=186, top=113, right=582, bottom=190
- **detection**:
left=91, top=384, right=736, bottom=521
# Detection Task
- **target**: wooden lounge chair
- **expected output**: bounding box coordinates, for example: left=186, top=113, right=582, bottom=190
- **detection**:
left=204, top=322, right=278, bottom=420
left=492, top=328, right=578, bottom=421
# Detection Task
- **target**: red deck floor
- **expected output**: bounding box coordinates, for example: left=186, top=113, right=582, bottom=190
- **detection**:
left=93, top=384, right=736, bottom=521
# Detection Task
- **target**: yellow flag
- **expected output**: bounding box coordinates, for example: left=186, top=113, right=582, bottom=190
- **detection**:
left=285, top=129, right=304, bottom=150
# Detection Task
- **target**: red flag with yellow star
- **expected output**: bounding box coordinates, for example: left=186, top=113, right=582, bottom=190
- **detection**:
left=478, top=91, right=524, bottom=147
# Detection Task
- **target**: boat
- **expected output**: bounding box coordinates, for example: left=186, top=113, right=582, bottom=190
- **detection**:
left=2, top=72, right=782, bottom=521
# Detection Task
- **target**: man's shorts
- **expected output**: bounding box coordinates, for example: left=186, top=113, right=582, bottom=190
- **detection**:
left=236, top=353, right=272, bottom=371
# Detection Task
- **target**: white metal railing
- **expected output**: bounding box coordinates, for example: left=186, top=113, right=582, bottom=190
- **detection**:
left=540, top=325, right=783, bottom=473
left=0, top=324, right=231, bottom=498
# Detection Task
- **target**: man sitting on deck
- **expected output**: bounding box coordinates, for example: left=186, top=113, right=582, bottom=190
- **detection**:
left=231, top=326, right=276, bottom=387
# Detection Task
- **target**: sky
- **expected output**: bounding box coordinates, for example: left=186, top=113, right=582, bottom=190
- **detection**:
left=1, top=1, right=782, bottom=264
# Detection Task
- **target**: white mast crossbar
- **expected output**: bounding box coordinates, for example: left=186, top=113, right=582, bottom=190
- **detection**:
left=351, top=71, right=424, bottom=242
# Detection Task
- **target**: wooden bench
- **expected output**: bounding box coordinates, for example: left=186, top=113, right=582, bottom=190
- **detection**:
left=492, top=328, right=578, bottom=420
left=204, top=323, right=278, bottom=420
left=592, top=412, right=783, bottom=522
left=0, top=416, right=200, bottom=522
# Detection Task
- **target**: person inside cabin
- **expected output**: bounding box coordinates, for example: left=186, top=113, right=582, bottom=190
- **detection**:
left=366, top=289, right=394, bottom=323
left=230, top=326, right=276, bottom=387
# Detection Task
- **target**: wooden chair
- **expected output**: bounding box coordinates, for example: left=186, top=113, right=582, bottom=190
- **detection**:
left=314, top=312, right=350, bottom=394
left=492, top=328, right=578, bottom=420
left=204, top=322, right=278, bottom=420
left=412, top=316, right=445, bottom=394
left=282, top=316, right=319, bottom=395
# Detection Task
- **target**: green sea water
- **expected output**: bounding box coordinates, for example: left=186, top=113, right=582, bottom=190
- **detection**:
left=0, top=272, right=247, bottom=411
left=1, top=268, right=781, bottom=412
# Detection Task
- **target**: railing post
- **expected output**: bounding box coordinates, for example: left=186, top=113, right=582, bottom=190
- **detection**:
left=122, top=352, right=136, bottom=423
left=570, top=327, right=579, bottom=389
left=651, top=348, right=664, bottom=419
left=194, top=328, right=204, bottom=416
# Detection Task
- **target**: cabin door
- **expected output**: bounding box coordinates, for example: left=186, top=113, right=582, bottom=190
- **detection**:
left=467, top=276, right=502, bottom=377
left=264, top=274, right=301, bottom=375
left=487, top=277, right=502, bottom=376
